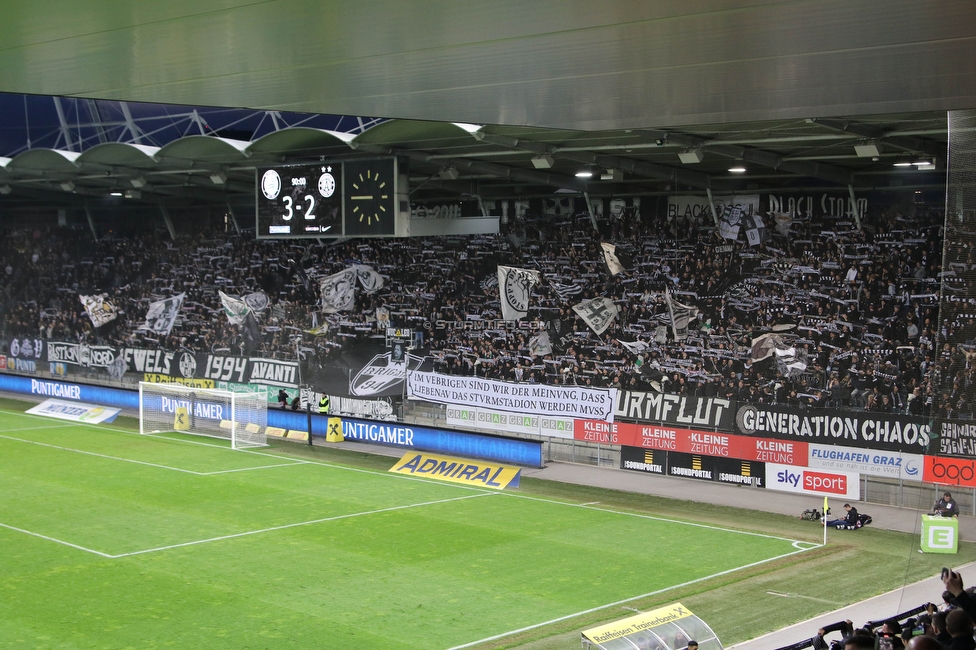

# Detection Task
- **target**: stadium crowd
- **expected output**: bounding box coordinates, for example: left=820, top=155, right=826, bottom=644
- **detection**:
left=0, top=203, right=969, bottom=420
left=808, top=567, right=976, bottom=650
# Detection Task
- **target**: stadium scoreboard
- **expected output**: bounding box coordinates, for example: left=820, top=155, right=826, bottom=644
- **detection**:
left=256, top=157, right=399, bottom=238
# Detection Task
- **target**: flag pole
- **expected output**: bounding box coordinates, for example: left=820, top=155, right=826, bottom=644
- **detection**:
left=823, top=495, right=828, bottom=546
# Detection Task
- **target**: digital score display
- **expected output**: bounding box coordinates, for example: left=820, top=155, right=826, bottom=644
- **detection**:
left=257, top=158, right=399, bottom=239
left=256, top=164, right=342, bottom=238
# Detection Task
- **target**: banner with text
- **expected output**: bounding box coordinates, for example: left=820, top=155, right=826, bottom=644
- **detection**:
left=735, top=403, right=930, bottom=454
left=807, top=443, right=923, bottom=481
left=765, top=463, right=860, bottom=499
left=615, top=390, right=735, bottom=430
left=407, top=371, right=615, bottom=421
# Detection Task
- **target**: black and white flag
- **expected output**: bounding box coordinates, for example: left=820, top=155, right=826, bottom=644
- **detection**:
left=143, top=293, right=184, bottom=335
left=549, top=281, right=582, bottom=301
left=218, top=291, right=250, bottom=325
left=619, top=339, right=650, bottom=356
left=353, top=265, right=385, bottom=293
left=243, top=292, right=270, bottom=313
left=573, top=297, right=619, bottom=335
left=319, top=268, right=358, bottom=313
left=718, top=206, right=742, bottom=241
left=600, top=242, right=629, bottom=275
left=497, top=265, right=541, bottom=321
left=79, top=294, right=118, bottom=328
left=665, top=291, right=698, bottom=340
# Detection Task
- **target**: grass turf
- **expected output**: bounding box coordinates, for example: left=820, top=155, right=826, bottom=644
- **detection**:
left=0, top=399, right=971, bottom=649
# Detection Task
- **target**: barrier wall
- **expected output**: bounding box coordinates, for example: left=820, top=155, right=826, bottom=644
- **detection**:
left=0, top=374, right=543, bottom=469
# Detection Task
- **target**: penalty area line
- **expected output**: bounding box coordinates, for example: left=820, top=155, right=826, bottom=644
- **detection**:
left=108, top=491, right=496, bottom=558
left=0, top=522, right=113, bottom=558
left=446, top=543, right=816, bottom=650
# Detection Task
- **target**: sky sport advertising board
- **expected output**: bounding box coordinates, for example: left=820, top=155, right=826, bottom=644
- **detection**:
left=765, top=463, right=860, bottom=500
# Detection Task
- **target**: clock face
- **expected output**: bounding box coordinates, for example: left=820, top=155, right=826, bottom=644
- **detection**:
left=318, top=172, right=336, bottom=198
left=344, top=158, right=396, bottom=236
left=261, top=170, right=281, bottom=200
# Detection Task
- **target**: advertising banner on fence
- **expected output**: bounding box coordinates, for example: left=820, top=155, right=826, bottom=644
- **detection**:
left=407, top=371, right=615, bottom=421
left=923, top=456, right=976, bottom=488
left=714, top=457, right=765, bottom=487
left=575, top=419, right=808, bottom=465
left=765, top=463, right=860, bottom=499
left=446, top=406, right=541, bottom=436
left=144, top=374, right=215, bottom=389
left=615, top=390, right=735, bottom=430
left=667, top=451, right=717, bottom=482
left=735, top=403, right=930, bottom=454
left=808, top=443, right=923, bottom=481
left=246, top=357, right=300, bottom=388
left=620, top=446, right=667, bottom=475
left=539, top=415, right=575, bottom=440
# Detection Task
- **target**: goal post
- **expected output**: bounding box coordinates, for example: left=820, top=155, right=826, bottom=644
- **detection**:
left=138, top=381, right=269, bottom=449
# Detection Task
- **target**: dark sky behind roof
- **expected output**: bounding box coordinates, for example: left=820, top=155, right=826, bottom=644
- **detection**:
left=0, top=93, right=383, bottom=157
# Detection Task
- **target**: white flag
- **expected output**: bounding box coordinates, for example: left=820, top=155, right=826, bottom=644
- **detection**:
left=665, top=291, right=698, bottom=340
left=353, top=265, right=385, bottom=293
left=218, top=291, right=250, bottom=325
left=572, top=297, right=619, bottom=335
left=319, top=268, right=357, bottom=313
left=143, top=293, right=184, bottom=335
left=79, top=294, right=118, bottom=328
left=718, top=206, right=742, bottom=241
left=619, top=340, right=650, bottom=356
left=529, top=331, right=552, bottom=357
left=600, top=242, right=626, bottom=275
left=497, top=266, right=541, bottom=321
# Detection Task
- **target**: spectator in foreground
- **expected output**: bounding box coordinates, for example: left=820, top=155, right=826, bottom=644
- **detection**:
left=843, top=634, right=877, bottom=649
left=945, top=608, right=976, bottom=649
left=906, top=636, right=945, bottom=650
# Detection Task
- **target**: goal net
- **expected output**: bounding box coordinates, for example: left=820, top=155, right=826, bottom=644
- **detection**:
left=139, top=382, right=268, bottom=449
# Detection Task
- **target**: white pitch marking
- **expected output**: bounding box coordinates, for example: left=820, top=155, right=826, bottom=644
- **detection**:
left=579, top=501, right=601, bottom=506
left=109, top=492, right=496, bottom=558
left=0, top=434, right=205, bottom=475
left=199, top=461, right=311, bottom=475
left=0, top=522, right=113, bottom=558
left=446, top=544, right=816, bottom=650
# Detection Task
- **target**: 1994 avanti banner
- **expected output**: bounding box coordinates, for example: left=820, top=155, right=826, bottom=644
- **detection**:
left=406, top=371, right=616, bottom=421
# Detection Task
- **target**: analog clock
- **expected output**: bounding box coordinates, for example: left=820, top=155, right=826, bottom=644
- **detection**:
left=318, top=171, right=336, bottom=198
left=344, top=159, right=396, bottom=235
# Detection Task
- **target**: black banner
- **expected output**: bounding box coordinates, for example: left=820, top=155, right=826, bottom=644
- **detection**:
left=734, top=403, right=930, bottom=454
left=620, top=446, right=667, bottom=475
left=614, top=390, right=735, bottom=431
left=46, top=341, right=118, bottom=368
left=713, top=457, right=765, bottom=487
left=8, top=337, right=45, bottom=362
left=933, top=420, right=976, bottom=459
left=667, top=451, right=716, bottom=481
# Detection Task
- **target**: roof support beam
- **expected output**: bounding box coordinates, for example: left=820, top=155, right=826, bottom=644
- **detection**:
left=808, top=117, right=944, bottom=159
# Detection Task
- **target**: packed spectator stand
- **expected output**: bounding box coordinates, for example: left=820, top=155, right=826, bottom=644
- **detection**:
left=0, top=203, right=962, bottom=422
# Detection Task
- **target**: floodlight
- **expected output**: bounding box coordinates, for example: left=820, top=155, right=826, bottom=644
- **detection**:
left=677, top=149, right=703, bottom=164
left=854, top=142, right=880, bottom=157
left=531, top=154, right=554, bottom=169
left=209, top=172, right=227, bottom=185
left=60, top=181, right=75, bottom=192
left=438, top=166, right=459, bottom=180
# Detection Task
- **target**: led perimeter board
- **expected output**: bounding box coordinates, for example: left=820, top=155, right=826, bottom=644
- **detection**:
left=256, top=158, right=398, bottom=239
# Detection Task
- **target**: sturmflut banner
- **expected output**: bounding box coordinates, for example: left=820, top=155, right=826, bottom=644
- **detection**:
left=407, top=371, right=616, bottom=421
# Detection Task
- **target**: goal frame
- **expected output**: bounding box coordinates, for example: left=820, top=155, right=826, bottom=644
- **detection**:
left=138, top=381, right=269, bottom=449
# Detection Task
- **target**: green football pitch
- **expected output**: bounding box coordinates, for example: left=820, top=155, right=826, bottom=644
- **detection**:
left=0, top=407, right=815, bottom=650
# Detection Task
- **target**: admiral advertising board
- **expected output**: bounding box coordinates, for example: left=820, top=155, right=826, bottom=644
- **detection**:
left=735, top=404, right=930, bottom=454
left=765, top=463, right=860, bottom=499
